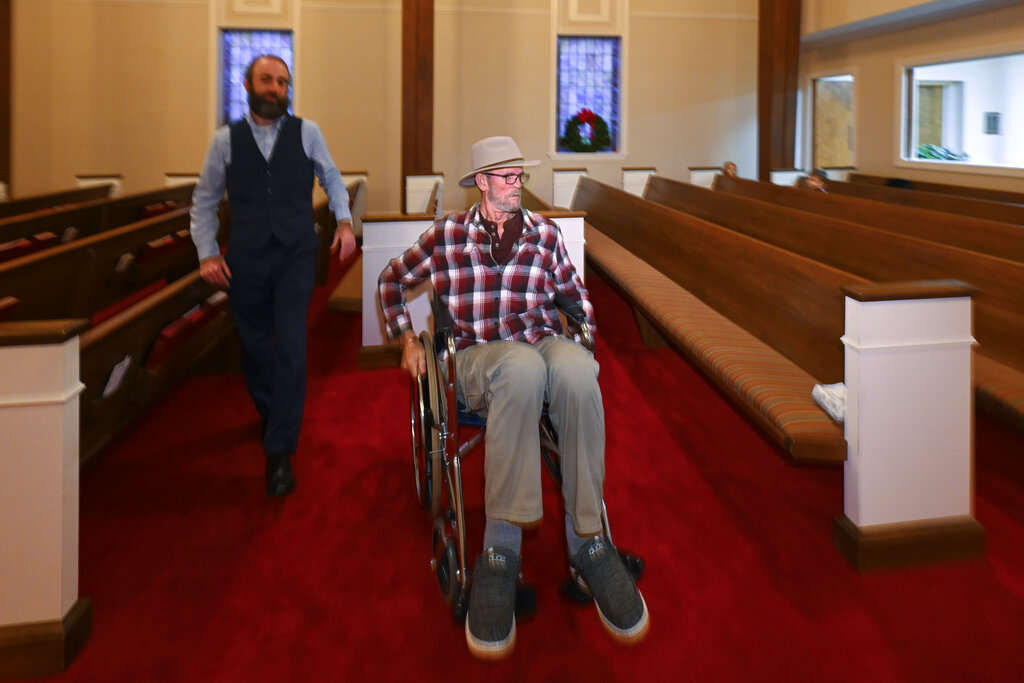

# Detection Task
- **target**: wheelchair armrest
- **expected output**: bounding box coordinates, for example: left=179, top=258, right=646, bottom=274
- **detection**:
left=553, top=291, right=586, bottom=325
left=553, top=291, right=594, bottom=351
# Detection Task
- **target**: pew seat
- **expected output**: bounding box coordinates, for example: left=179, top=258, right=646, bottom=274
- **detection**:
left=974, top=354, right=1024, bottom=431
left=584, top=226, right=845, bottom=465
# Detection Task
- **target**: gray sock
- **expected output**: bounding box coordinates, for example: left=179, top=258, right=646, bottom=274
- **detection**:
left=483, top=518, right=522, bottom=554
left=566, top=513, right=594, bottom=557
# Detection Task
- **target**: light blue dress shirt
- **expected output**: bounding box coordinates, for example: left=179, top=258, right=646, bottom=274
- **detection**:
left=189, top=112, right=352, bottom=261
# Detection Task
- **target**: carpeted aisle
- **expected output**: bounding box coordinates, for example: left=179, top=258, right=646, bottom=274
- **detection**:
left=24, top=257, right=1024, bottom=682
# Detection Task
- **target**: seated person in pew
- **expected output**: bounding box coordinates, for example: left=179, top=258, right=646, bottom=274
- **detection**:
left=795, top=168, right=829, bottom=192
left=721, top=160, right=738, bottom=179
left=189, top=54, right=357, bottom=498
left=378, top=136, right=649, bottom=660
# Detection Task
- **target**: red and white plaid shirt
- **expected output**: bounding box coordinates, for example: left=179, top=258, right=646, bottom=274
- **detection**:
left=378, top=204, right=595, bottom=351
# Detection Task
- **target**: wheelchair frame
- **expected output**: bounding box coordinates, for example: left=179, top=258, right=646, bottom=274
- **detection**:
left=410, top=292, right=635, bottom=621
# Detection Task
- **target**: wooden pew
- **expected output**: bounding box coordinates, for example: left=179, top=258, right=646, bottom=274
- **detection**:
left=0, top=184, right=113, bottom=220
left=646, top=175, right=1024, bottom=428
left=713, top=174, right=1024, bottom=263
left=572, top=176, right=862, bottom=465
left=824, top=178, right=1024, bottom=225
left=0, top=183, right=196, bottom=251
left=78, top=271, right=233, bottom=461
left=848, top=172, right=1024, bottom=206
left=0, top=207, right=197, bottom=323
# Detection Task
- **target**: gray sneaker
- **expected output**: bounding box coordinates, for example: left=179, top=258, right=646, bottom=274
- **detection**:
left=465, top=546, right=520, bottom=660
left=571, top=536, right=650, bottom=643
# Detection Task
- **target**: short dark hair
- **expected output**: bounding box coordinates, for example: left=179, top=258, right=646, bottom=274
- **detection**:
left=244, top=55, right=291, bottom=86
left=810, top=168, right=828, bottom=180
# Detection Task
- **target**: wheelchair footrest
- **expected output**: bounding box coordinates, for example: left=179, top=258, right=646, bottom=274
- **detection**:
left=515, top=584, right=538, bottom=618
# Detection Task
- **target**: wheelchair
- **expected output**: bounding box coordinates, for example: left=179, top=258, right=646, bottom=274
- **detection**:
left=409, top=291, right=644, bottom=622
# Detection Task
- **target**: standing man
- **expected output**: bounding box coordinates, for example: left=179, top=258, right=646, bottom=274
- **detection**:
left=379, top=136, right=649, bottom=660
left=190, top=54, right=357, bottom=498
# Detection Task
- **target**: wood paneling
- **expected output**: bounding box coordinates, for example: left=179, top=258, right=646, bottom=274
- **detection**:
left=402, top=0, right=433, bottom=213
left=757, top=0, right=801, bottom=181
left=1, top=0, right=11, bottom=191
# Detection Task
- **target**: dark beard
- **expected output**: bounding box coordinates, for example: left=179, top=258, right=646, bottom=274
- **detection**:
left=248, top=91, right=290, bottom=120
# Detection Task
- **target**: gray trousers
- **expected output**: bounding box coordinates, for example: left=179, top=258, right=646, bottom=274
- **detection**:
left=454, top=335, right=605, bottom=536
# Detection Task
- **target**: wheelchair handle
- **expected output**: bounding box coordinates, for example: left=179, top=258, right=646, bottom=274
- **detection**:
left=430, top=295, right=455, bottom=336
left=553, top=291, right=586, bottom=325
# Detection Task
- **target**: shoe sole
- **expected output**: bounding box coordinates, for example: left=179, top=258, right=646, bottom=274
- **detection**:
left=596, top=593, right=649, bottom=644
left=571, top=569, right=650, bottom=644
left=465, top=617, right=516, bottom=660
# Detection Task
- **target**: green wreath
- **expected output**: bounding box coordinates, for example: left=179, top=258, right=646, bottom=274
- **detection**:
left=560, top=108, right=613, bottom=153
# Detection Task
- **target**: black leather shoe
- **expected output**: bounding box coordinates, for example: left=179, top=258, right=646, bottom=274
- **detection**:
left=265, top=455, right=296, bottom=498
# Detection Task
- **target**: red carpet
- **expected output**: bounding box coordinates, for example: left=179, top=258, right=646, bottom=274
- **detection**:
left=23, top=258, right=1024, bottom=682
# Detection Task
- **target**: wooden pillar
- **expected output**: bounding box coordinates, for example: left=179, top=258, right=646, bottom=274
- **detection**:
left=757, top=0, right=801, bottom=181
left=402, top=0, right=434, bottom=213
left=1, top=0, right=11, bottom=198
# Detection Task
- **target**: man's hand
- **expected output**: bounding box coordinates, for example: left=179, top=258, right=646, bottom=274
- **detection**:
left=199, top=255, right=232, bottom=288
left=400, top=330, right=426, bottom=379
left=331, top=220, right=357, bottom=263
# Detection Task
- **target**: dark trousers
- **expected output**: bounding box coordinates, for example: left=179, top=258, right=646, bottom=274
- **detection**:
left=225, top=234, right=317, bottom=460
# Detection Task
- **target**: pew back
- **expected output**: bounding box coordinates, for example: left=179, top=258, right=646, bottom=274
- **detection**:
left=713, top=175, right=1024, bottom=263
left=0, top=208, right=196, bottom=321
left=848, top=172, right=1024, bottom=206
left=826, top=179, right=1024, bottom=225
left=646, top=175, right=1024, bottom=370
left=0, top=184, right=113, bottom=220
left=572, top=176, right=867, bottom=382
left=0, top=182, right=196, bottom=247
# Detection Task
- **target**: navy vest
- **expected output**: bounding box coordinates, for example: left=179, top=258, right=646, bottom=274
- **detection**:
left=226, top=116, right=315, bottom=250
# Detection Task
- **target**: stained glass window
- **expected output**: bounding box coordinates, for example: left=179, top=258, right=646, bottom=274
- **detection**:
left=221, top=30, right=294, bottom=125
left=557, top=36, right=620, bottom=153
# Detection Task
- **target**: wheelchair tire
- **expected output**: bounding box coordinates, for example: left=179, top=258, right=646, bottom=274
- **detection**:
left=421, top=331, right=445, bottom=518
left=410, top=332, right=444, bottom=518
left=432, top=516, right=459, bottom=606
left=539, top=414, right=563, bottom=485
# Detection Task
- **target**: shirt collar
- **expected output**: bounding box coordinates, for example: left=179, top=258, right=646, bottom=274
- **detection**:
left=244, top=111, right=288, bottom=131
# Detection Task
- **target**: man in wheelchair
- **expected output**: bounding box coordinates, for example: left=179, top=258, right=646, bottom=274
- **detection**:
left=379, top=136, right=649, bottom=659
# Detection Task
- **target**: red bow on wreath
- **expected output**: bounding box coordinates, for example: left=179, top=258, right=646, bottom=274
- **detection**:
left=577, top=108, right=597, bottom=139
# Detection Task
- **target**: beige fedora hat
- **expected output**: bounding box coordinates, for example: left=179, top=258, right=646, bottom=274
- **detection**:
left=458, top=136, right=540, bottom=187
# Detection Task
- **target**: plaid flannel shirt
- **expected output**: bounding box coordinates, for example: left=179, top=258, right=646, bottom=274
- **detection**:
left=378, top=204, right=596, bottom=351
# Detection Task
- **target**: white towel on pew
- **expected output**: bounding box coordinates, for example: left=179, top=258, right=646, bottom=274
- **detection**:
left=812, top=382, right=846, bottom=422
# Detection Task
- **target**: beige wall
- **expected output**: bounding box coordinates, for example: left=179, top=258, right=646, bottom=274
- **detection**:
left=11, top=0, right=758, bottom=208
left=802, top=0, right=935, bottom=34
left=801, top=2, right=1024, bottom=191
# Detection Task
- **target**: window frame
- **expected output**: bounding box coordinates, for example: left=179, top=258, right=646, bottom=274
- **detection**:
left=894, top=43, right=1024, bottom=179
left=550, top=33, right=627, bottom=160
left=219, top=28, right=295, bottom=126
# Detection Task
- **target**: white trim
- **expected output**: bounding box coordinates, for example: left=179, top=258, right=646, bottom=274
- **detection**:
left=570, top=0, right=609, bottom=23
left=631, top=11, right=756, bottom=21
left=0, top=384, right=85, bottom=409
left=232, top=0, right=282, bottom=14
left=68, top=0, right=205, bottom=5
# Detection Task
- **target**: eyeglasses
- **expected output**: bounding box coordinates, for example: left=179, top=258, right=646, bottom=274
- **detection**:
left=485, top=172, right=530, bottom=185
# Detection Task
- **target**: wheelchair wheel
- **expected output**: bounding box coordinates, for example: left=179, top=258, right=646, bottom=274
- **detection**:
left=432, top=516, right=459, bottom=605
left=539, top=414, right=563, bottom=485
left=410, top=332, right=444, bottom=518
